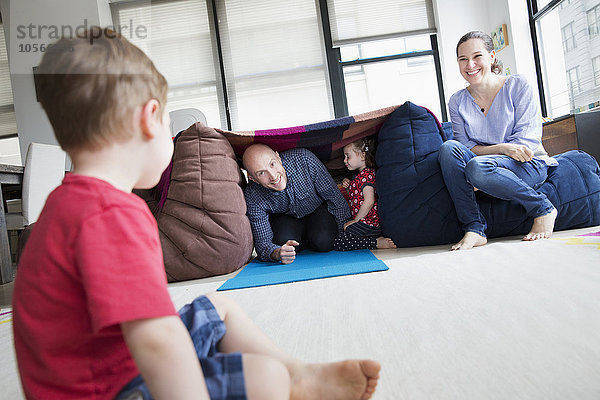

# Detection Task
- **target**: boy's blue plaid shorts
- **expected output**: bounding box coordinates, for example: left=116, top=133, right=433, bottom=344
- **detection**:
left=115, top=295, right=246, bottom=400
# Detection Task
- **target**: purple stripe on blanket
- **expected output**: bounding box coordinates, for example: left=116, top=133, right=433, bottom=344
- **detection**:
left=157, top=161, right=173, bottom=210
left=156, top=136, right=180, bottom=210
left=254, top=135, right=303, bottom=153
left=219, top=105, right=402, bottom=161
left=423, top=106, right=441, bottom=127
left=255, top=125, right=306, bottom=136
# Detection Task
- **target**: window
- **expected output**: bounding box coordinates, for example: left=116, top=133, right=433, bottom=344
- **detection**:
left=112, top=1, right=222, bottom=128
left=0, top=16, right=20, bottom=165
left=588, top=5, right=600, bottom=37
left=326, top=0, right=435, bottom=47
left=112, top=0, right=442, bottom=129
left=560, top=0, right=571, bottom=10
left=594, top=56, right=600, bottom=87
left=113, top=0, right=332, bottom=130
left=326, top=0, right=444, bottom=120
left=561, top=22, right=576, bottom=52
left=339, top=36, right=443, bottom=119
left=532, top=0, right=600, bottom=116
left=215, top=0, right=332, bottom=130
left=566, top=66, right=581, bottom=99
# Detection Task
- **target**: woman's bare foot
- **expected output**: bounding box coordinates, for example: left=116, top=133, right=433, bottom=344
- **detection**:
left=523, top=208, right=558, bottom=241
left=289, top=360, right=381, bottom=400
left=376, top=236, right=396, bottom=249
left=451, top=231, right=487, bottom=250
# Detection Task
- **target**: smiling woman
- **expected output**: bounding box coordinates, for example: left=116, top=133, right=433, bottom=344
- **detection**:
left=438, top=30, right=559, bottom=251
left=456, top=31, right=503, bottom=96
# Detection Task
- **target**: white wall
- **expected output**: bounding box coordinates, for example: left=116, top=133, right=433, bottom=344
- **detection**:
left=434, top=0, right=490, bottom=98
left=0, top=0, right=109, bottom=165
left=483, top=0, right=539, bottom=91
left=486, top=0, right=517, bottom=75
left=505, top=0, right=538, bottom=89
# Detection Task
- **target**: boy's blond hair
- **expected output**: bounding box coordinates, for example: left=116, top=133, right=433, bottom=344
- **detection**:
left=36, top=26, right=168, bottom=153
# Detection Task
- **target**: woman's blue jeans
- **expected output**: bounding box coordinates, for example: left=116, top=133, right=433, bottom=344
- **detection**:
left=438, top=140, right=554, bottom=237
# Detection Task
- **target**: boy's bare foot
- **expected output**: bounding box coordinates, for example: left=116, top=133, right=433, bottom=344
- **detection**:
left=290, top=360, right=381, bottom=400
left=451, top=231, right=487, bottom=250
left=523, top=208, right=557, bottom=241
left=376, top=236, right=396, bottom=249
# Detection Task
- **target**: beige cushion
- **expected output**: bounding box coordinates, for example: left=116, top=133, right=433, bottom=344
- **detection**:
left=143, top=122, right=253, bottom=282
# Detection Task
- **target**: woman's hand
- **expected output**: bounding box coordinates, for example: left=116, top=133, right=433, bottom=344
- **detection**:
left=343, top=220, right=356, bottom=230
left=472, top=143, right=534, bottom=162
left=501, top=143, right=534, bottom=162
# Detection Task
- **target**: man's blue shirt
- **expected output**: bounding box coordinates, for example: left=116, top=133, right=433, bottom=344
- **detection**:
left=244, top=148, right=351, bottom=261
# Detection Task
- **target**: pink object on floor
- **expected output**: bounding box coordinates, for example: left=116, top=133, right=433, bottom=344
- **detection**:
left=578, top=231, right=600, bottom=237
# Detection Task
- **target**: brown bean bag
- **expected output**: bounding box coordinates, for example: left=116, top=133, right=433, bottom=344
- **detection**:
left=137, top=122, right=253, bottom=282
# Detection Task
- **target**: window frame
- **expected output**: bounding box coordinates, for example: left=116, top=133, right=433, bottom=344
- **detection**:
left=529, top=0, right=600, bottom=117
left=0, top=13, right=18, bottom=141
left=528, top=0, right=569, bottom=117
left=588, top=5, right=600, bottom=37
left=312, top=0, right=446, bottom=120
left=334, top=35, right=446, bottom=120
left=566, top=65, right=581, bottom=99
left=593, top=55, right=600, bottom=87
left=561, top=21, right=576, bottom=52
left=111, top=0, right=445, bottom=128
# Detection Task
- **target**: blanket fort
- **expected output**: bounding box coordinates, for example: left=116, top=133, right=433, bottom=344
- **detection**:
left=215, top=105, right=401, bottom=169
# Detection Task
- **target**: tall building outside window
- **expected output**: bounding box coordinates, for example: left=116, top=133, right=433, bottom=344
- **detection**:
left=534, top=0, right=600, bottom=116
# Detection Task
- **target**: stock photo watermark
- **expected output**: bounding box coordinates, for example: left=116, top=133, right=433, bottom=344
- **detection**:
left=14, top=19, right=148, bottom=53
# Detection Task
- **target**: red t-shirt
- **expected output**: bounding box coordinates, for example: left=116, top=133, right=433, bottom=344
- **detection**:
left=341, top=168, right=380, bottom=227
left=13, top=174, right=177, bottom=400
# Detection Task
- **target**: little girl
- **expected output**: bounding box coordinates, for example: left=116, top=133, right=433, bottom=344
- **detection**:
left=334, top=138, right=396, bottom=251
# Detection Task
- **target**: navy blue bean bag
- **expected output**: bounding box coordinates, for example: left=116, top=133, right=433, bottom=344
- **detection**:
left=376, top=102, right=600, bottom=247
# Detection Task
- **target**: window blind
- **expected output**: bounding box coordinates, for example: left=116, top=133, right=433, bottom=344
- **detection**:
left=112, top=0, right=333, bottom=130
left=111, top=0, right=222, bottom=127
left=216, top=0, right=332, bottom=130
left=326, top=0, right=436, bottom=47
left=0, top=19, right=17, bottom=139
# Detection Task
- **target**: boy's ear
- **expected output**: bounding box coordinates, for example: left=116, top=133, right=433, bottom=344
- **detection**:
left=140, top=99, right=162, bottom=140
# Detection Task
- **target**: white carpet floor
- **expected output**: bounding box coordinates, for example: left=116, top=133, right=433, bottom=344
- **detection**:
left=2, top=226, right=599, bottom=399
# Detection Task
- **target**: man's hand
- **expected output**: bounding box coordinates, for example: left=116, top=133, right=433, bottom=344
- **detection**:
left=271, top=240, right=299, bottom=264
left=502, top=143, right=534, bottom=162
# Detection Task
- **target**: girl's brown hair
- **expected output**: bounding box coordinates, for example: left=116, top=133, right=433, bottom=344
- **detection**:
left=350, top=137, right=377, bottom=169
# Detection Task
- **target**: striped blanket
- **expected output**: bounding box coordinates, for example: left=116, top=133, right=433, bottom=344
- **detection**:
left=155, top=103, right=445, bottom=210
left=215, top=105, right=402, bottom=170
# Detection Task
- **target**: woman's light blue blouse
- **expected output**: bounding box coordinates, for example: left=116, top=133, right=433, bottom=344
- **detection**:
left=448, top=74, right=557, bottom=166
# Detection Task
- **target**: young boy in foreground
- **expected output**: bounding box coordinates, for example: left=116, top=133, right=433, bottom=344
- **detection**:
left=12, top=28, right=380, bottom=400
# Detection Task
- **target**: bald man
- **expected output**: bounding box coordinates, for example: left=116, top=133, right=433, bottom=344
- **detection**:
left=243, top=144, right=351, bottom=264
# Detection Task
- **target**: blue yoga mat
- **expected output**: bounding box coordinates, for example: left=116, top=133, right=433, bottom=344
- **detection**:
left=217, top=249, right=388, bottom=291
